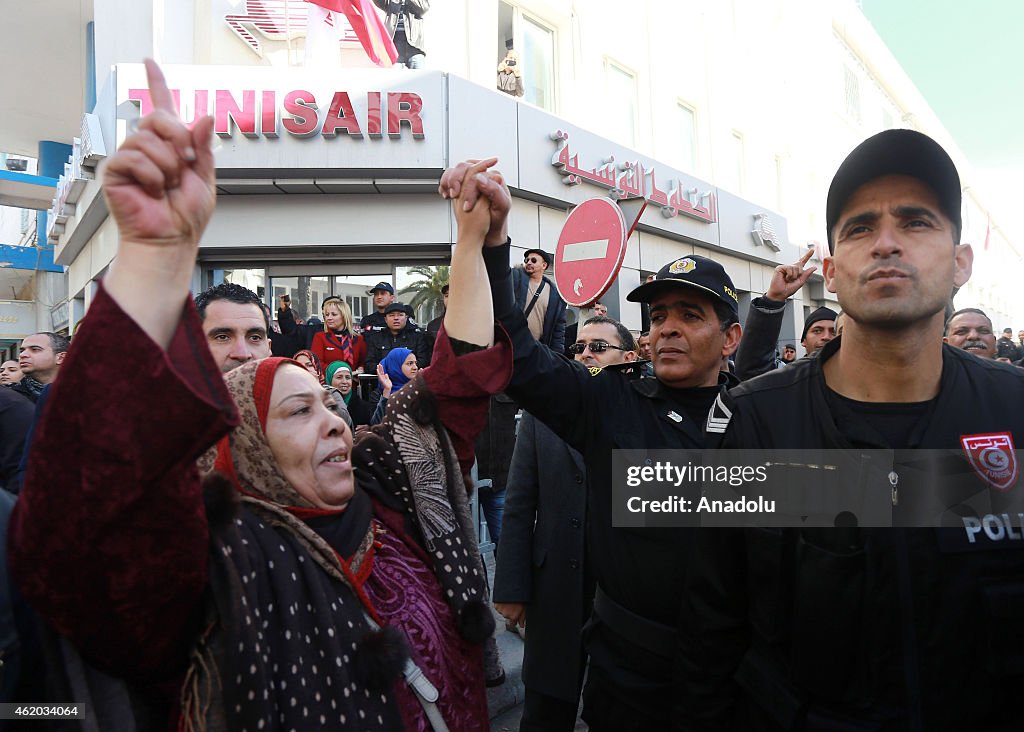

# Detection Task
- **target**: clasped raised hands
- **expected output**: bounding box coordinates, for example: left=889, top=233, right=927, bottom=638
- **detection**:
left=102, top=59, right=216, bottom=248
left=439, top=158, right=511, bottom=247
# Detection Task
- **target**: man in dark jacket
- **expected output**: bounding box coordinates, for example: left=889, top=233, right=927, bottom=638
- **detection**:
left=363, top=301, right=431, bottom=374
left=494, top=316, right=638, bottom=732
left=440, top=158, right=743, bottom=731
left=677, top=129, right=1024, bottom=731
left=359, top=281, right=396, bottom=334
left=12, top=333, right=67, bottom=403
left=996, top=327, right=1021, bottom=361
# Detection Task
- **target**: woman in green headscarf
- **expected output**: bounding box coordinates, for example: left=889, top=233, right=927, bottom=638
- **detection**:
left=327, top=360, right=374, bottom=426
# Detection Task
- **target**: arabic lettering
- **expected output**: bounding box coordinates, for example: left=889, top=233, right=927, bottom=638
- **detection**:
left=549, top=129, right=717, bottom=224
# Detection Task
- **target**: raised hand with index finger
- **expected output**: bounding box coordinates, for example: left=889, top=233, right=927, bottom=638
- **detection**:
left=103, top=59, right=216, bottom=247
left=765, top=247, right=817, bottom=302
left=102, top=59, right=217, bottom=350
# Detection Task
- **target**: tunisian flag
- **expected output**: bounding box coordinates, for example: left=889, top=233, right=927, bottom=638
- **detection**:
left=306, top=0, right=398, bottom=66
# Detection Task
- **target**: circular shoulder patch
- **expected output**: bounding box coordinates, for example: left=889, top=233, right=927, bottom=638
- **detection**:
left=588, top=366, right=603, bottom=377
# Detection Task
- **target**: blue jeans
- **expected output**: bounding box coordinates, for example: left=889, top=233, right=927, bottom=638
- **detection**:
left=478, top=483, right=506, bottom=548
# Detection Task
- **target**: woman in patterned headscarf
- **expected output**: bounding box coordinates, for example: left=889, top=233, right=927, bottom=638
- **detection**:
left=8, top=63, right=510, bottom=732
left=293, top=348, right=325, bottom=383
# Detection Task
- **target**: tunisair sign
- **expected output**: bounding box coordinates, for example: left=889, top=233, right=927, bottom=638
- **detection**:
left=126, top=87, right=425, bottom=139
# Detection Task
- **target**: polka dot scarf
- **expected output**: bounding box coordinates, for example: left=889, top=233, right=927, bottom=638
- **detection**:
left=186, top=358, right=404, bottom=732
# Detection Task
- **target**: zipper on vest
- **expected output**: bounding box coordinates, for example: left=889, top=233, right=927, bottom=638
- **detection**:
left=889, top=470, right=899, bottom=506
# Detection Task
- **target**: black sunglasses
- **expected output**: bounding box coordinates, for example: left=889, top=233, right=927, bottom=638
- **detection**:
left=568, top=341, right=627, bottom=355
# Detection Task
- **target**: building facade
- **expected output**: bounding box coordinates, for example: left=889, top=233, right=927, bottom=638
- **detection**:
left=8, top=0, right=1020, bottom=345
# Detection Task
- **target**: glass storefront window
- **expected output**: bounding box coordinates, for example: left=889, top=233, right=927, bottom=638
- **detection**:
left=206, top=269, right=266, bottom=299
left=334, top=274, right=391, bottom=325
left=205, top=264, right=449, bottom=334
left=270, top=276, right=330, bottom=323
left=396, top=265, right=448, bottom=325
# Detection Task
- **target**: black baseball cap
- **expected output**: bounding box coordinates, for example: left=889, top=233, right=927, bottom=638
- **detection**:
left=826, top=129, right=961, bottom=253
left=383, top=302, right=407, bottom=315
left=524, top=248, right=552, bottom=266
left=367, top=282, right=395, bottom=295
left=627, top=254, right=739, bottom=315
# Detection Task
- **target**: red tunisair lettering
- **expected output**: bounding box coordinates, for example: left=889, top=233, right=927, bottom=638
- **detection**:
left=367, top=92, right=383, bottom=138
left=215, top=89, right=258, bottom=137
left=387, top=92, right=424, bottom=139
left=261, top=91, right=278, bottom=137
left=322, top=92, right=362, bottom=138
left=282, top=90, right=319, bottom=137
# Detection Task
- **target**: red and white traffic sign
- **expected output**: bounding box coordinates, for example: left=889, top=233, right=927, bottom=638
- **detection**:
left=553, top=197, right=630, bottom=308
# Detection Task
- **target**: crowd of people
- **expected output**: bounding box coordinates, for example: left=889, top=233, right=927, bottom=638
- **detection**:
left=2, top=59, right=1024, bottom=732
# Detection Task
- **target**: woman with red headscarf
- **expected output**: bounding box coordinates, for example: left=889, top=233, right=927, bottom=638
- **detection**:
left=8, top=61, right=511, bottom=732
left=293, top=348, right=325, bottom=383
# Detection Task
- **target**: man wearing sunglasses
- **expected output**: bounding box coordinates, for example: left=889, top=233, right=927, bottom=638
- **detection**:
left=439, top=159, right=741, bottom=731
left=514, top=248, right=567, bottom=352
left=494, top=315, right=637, bottom=732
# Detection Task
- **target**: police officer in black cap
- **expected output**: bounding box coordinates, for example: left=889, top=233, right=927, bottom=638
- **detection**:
left=678, top=129, right=1024, bottom=730
left=359, top=281, right=396, bottom=333
left=363, top=301, right=431, bottom=376
left=439, top=155, right=744, bottom=730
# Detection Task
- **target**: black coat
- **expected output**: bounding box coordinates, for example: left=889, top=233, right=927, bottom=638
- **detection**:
left=493, top=413, right=592, bottom=702
left=734, top=296, right=788, bottom=381
left=276, top=306, right=297, bottom=335
left=363, top=326, right=431, bottom=375
left=0, top=387, right=33, bottom=493
left=345, top=391, right=375, bottom=427
left=358, top=310, right=387, bottom=335
left=677, top=339, right=1024, bottom=731
left=996, top=336, right=1021, bottom=361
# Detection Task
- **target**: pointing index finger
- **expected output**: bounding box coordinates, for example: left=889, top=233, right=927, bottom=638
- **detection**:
left=145, top=58, right=176, bottom=116
left=797, top=248, right=815, bottom=267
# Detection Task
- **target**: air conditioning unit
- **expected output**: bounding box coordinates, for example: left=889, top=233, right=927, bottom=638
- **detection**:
left=5, top=158, right=28, bottom=172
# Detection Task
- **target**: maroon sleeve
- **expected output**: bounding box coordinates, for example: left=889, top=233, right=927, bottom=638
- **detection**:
left=8, top=284, right=239, bottom=679
left=419, top=323, right=512, bottom=477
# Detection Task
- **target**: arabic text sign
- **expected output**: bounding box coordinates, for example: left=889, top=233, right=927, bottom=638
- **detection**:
left=550, top=130, right=717, bottom=224
left=555, top=198, right=628, bottom=308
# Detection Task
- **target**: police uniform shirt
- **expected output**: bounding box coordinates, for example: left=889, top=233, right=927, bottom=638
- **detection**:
left=359, top=310, right=387, bottom=334
left=483, top=241, right=727, bottom=718
left=678, top=336, right=1024, bottom=730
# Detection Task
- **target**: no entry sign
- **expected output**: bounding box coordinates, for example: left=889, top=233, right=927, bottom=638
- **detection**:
left=554, top=197, right=629, bottom=308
